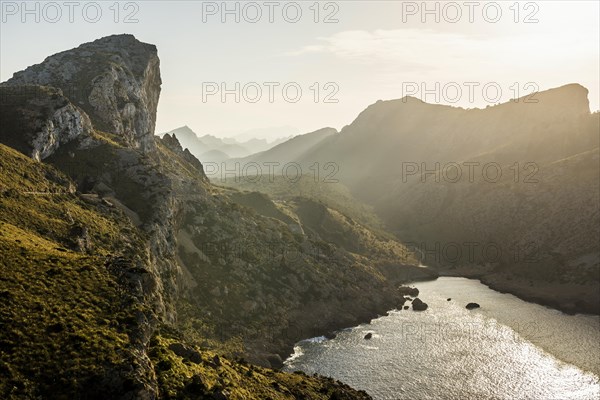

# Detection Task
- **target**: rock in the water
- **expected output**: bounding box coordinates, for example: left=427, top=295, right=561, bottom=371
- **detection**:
left=466, top=302, right=480, bottom=310
left=398, top=286, right=419, bottom=297
left=324, top=331, right=337, bottom=340
left=364, top=333, right=373, bottom=340
left=447, top=298, right=452, bottom=301
left=403, top=306, right=409, bottom=310
left=412, top=297, right=428, bottom=311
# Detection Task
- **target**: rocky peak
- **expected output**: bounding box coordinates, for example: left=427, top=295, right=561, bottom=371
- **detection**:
left=501, top=83, right=591, bottom=117
left=159, top=133, right=208, bottom=180
left=1, top=34, right=161, bottom=152
left=161, top=133, right=183, bottom=152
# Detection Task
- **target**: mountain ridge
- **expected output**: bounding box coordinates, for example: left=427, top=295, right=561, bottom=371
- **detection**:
left=159, top=125, right=292, bottom=163
left=230, top=82, right=600, bottom=314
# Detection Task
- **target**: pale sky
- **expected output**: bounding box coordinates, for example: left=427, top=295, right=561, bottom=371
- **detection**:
left=1, top=1, right=598, bottom=139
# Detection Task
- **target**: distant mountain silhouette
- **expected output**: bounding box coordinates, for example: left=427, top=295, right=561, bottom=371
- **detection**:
left=226, top=127, right=337, bottom=169
left=160, top=125, right=290, bottom=162
left=227, top=125, right=299, bottom=142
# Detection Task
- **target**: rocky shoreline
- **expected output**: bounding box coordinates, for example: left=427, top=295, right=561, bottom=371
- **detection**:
left=480, top=274, right=600, bottom=316
left=438, top=268, right=600, bottom=316
left=272, top=273, right=438, bottom=369
left=272, top=299, right=406, bottom=369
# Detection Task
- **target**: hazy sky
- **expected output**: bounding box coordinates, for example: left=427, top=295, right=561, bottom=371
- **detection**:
left=1, top=1, right=598, bottom=139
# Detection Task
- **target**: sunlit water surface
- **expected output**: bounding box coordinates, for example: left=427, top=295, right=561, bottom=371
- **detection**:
left=283, top=277, right=600, bottom=399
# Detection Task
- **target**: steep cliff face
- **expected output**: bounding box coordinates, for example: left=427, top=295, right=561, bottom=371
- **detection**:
left=0, top=85, right=93, bottom=160
left=2, top=34, right=161, bottom=152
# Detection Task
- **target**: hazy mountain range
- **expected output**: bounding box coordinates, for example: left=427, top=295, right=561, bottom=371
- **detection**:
left=159, top=126, right=291, bottom=163
left=221, top=125, right=300, bottom=142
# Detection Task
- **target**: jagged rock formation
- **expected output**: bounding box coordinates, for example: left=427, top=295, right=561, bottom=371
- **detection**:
left=2, top=34, right=161, bottom=152
left=161, top=133, right=207, bottom=178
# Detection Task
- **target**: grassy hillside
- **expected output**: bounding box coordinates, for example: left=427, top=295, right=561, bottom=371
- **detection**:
left=219, top=175, right=386, bottom=233
left=0, top=142, right=375, bottom=399
left=0, top=143, right=151, bottom=398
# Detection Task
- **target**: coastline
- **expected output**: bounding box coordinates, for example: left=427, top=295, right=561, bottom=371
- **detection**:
left=479, top=274, right=600, bottom=316
left=254, top=268, right=600, bottom=369
left=279, top=276, right=600, bottom=398
left=267, top=267, right=440, bottom=368
left=437, top=268, right=600, bottom=316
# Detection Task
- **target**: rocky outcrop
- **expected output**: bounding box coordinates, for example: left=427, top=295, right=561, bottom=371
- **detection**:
left=412, top=298, right=428, bottom=311
left=168, top=342, right=202, bottom=364
left=325, top=331, right=337, bottom=340
left=160, top=133, right=208, bottom=181
left=398, top=286, right=419, bottom=298
left=0, top=85, right=92, bottom=160
left=2, top=34, right=161, bottom=152
left=479, top=272, right=600, bottom=315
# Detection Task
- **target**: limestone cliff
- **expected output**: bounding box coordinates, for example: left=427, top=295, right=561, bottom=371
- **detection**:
left=2, top=34, right=161, bottom=152
left=0, top=85, right=93, bottom=160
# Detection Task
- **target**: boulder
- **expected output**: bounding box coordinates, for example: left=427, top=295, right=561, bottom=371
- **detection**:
left=266, top=354, right=282, bottom=369
left=364, top=333, right=373, bottom=340
left=398, top=286, right=419, bottom=297
left=466, top=302, right=480, bottom=310
left=212, top=354, right=222, bottom=367
left=412, top=298, right=428, bottom=311
left=168, top=342, right=202, bottom=364
left=211, top=390, right=228, bottom=400
left=186, top=374, right=206, bottom=392
left=324, top=331, right=337, bottom=340
left=68, top=224, right=91, bottom=252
